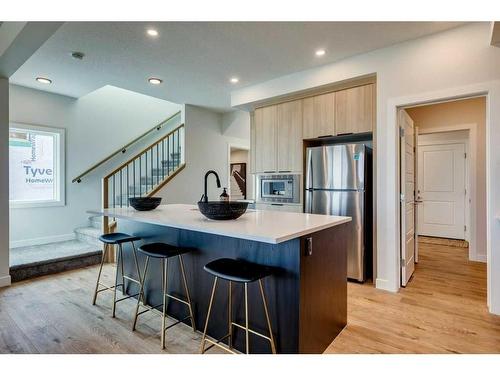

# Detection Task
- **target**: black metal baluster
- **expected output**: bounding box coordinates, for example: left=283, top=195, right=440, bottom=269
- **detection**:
left=133, top=158, right=136, bottom=197
left=177, top=129, right=180, bottom=168
left=150, top=147, right=153, bottom=190
left=120, top=169, right=123, bottom=208
left=112, top=174, right=115, bottom=208
left=156, top=143, right=159, bottom=186
left=167, top=135, right=170, bottom=175
left=145, top=151, right=148, bottom=193
left=139, top=155, right=142, bottom=196
left=126, top=163, right=129, bottom=206
left=162, top=138, right=165, bottom=180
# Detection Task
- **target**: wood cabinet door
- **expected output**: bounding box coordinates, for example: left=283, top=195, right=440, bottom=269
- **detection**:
left=249, top=112, right=256, bottom=174
left=302, top=92, right=335, bottom=139
left=254, top=105, right=278, bottom=173
left=277, top=100, right=303, bottom=172
left=335, top=84, right=375, bottom=135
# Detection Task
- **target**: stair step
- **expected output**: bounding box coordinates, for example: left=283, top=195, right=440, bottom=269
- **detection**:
left=88, top=215, right=103, bottom=229
left=74, top=226, right=102, bottom=246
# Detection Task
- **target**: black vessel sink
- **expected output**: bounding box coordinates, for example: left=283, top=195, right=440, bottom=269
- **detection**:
left=197, top=201, right=248, bottom=220
left=129, top=197, right=162, bottom=211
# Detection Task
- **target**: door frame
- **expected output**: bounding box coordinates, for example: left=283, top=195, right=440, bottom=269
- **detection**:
left=227, top=142, right=251, bottom=199
left=384, top=81, right=498, bottom=314
left=417, top=125, right=479, bottom=261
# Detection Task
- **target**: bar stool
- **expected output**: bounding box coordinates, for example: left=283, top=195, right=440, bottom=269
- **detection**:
left=92, top=232, right=143, bottom=318
left=132, top=242, right=196, bottom=349
left=200, top=258, right=276, bottom=354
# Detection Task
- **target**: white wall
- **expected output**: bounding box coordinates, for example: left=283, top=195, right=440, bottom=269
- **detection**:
left=9, top=84, right=181, bottom=247
left=231, top=22, right=500, bottom=314
left=0, top=78, right=10, bottom=287
left=156, top=105, right=250, bottom=204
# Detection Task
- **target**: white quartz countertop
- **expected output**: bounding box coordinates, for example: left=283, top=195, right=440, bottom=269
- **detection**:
left=88, top=204, right=351, bottom=244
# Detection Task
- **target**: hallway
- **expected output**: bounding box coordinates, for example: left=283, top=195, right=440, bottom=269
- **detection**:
left=327, top=241, right=500, bottom=353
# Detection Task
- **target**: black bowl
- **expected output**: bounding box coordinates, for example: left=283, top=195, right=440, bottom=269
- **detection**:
left=129, top=197, right=162, bottom=211
left=197, top=201, right=248, bottom=220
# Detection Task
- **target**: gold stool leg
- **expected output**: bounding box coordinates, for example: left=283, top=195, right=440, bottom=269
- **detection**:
left=259, top=279, right=276, bottom=354
left=132, top=256, right=150, bottom=331
left=131, top=242, right=143, bottom=287
left=244, top=282, right=250, bottom=354
left=119, top=244, right=126, bottom=295
left=92, top=243, right=108, bottom=305
left=112, top=244, right=120, bottom=318
left=161, top=257, right=169, bottom=349
left=200, top=276, right=218, bottom=354
left=178, top=254, right=196, bottom=332
left=228, top=281, right=232, bottom=349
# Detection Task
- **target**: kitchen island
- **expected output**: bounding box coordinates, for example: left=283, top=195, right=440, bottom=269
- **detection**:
left=88, top=204, right=351, bottom=354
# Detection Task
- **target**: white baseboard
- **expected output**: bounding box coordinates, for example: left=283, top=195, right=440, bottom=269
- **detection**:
left=10, top=233, right=76, bottom=249
left=0, top=274, right=11, bottom=288
left=472, top=254, right=487, bottom=263
left=375, top=277, right=399, bottom=292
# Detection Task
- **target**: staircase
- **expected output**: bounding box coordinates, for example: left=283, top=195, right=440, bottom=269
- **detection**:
left=230, top=170, right=246, bottom=200
left=103, top=125, right=185, bottom=209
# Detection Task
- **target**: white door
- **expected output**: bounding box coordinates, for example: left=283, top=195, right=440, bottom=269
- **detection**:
left=399, top=109, right=416, bottom=287
left=417, top=143, right=466, bottom=239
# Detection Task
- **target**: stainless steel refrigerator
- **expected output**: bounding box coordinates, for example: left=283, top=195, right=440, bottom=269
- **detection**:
left=305, top=143, right=372, bottom=282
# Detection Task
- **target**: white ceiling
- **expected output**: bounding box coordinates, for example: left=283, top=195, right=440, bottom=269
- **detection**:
left=10, top=22, right=466, bottom=111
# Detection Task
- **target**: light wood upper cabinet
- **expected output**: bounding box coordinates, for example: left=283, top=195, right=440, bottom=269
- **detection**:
left=277, top=100, right=303, bottom=172
left=254, top=105, right=278, bottom=173
left=249, top=112, right=256, bottom=174
left=335, top=84, right=375, bottom=134
left=302, top=92, right=335, bottom=139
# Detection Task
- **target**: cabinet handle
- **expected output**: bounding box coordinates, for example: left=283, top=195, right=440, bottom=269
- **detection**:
left=271, top=203, right=284, bottom=206
left=278, top=170, right=291, bottom=173
left=337, top=132, right=354, bottom=137
left=318, top=134, right=334, bottom=138
left=263, top=171, right=275, bottom=173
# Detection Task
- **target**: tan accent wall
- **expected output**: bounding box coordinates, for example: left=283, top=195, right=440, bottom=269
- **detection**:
left=406, top=97, right=486, bottom=259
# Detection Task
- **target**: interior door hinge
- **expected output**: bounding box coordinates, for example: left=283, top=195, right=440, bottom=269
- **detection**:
left=400, top=193, right=405, bottom=202
left=464, top=225, right=467, bottom=232
left=401, top=258, right=405, bottom=267
left=464, top=152, right=467, bottom=159
left=399, top=127, right=405, bottom=138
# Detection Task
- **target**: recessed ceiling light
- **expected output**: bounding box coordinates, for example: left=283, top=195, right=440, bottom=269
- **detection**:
left=147, top=29, right=159, bottom=37
left=148, top=77, right=162, bottom=85
left=315, top=49, right=326, bottom=57
left=36, top=77, right=52, bottom=84
left=230, top=77, right=239, bottom=84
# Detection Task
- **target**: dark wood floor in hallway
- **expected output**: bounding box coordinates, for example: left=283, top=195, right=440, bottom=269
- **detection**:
left=1, top=241, right=499, bottom=353
left=327, top=241, right=500, bottom=353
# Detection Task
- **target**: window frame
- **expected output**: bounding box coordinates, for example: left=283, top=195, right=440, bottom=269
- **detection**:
left=9, top=122, right=66, bottom=209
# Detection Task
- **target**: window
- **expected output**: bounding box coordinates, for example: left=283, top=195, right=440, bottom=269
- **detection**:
left=9, top=123, right=65, bottom=208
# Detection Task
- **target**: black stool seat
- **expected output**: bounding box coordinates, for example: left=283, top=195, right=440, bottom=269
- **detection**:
left=137, top=242, right=191, bottom=259
left=99, top=232, right=141, bottom=244
left=204, top=258, right=272, bottom=283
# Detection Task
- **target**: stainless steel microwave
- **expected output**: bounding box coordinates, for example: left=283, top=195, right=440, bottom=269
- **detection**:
left=257, top=173, right=300, bottom=203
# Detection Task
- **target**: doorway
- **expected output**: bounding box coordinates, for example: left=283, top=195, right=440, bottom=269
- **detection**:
left=227, top=145, right=250, bottom=201
left=398, top=96, right=487, bottom=290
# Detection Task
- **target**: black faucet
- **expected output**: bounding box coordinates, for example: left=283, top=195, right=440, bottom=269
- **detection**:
left=201, top=170, right=221, bottom=202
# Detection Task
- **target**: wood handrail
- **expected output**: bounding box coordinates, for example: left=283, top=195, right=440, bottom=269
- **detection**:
left=103, top=123, right=184, bottom=180
left=72, top=111, right=181, bottom=183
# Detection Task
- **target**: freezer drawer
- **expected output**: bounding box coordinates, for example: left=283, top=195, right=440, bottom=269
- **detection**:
left=305, top=189, right=365, bottom=281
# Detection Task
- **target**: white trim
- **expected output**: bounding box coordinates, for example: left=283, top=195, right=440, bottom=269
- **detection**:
left=0, top=275, right=11, bottom=288
left=9, top=233, right=75, bottom=249
left=375, top=278, right=398, bottom=292
left=9, top=122, right=66, bottom=209
left=384, top=80, right=499, bottom=315
left=417, top=126, right=481, bottom=262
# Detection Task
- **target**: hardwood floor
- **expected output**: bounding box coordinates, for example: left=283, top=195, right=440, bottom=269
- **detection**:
left=1, top=241, right=498, bottom=354
left=326, top=242, right=500, bottom=353
left=0, top=264, right=224, bottom=354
